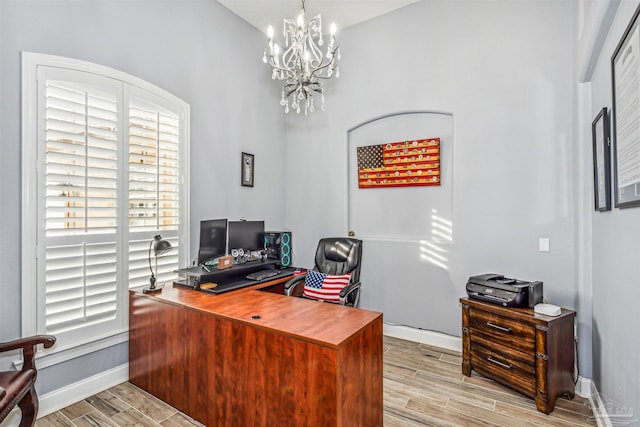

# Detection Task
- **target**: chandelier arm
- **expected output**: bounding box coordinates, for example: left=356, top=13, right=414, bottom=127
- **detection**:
left=281, top=44, right=302, bottom=70
left=307, top=56, right=338, bottom=78
left=306, top=82, right=322, bottom=93
left=312, top=42, right=338, bottom=64
left=284, top=81, right=301, bottom=89
left=305, top=35, right=324, bottom=65
left=284, top=81, right=303, bottom=95
left=285, top=87, right=299, bottom=98
left=308, top=60, right=335, bottom=77
left=267, top=59, right=289, bottom=73
left=267, top=58, right=300, bottom=80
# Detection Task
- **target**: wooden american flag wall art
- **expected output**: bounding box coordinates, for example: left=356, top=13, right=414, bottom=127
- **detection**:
left=357, top=138, right=440, bottom=188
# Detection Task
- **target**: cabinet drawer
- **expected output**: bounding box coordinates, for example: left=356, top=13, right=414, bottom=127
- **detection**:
left=468, top=308, right=534, bottom=353
left=470, top=335, right=536, bottom=398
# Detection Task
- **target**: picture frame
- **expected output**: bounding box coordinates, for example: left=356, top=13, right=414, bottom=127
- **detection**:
left=241, top=152, right=254, bottom=187
left=611, top=2, right=640, bottom=208
left=592, top=107, right=611, bottom=211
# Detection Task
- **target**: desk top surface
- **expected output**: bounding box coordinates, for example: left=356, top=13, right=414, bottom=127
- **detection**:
left=131, top=277, right=383, bottom=349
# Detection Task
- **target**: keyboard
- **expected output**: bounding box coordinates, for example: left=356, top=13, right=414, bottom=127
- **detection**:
left=246, top=269, right=279, bottom=281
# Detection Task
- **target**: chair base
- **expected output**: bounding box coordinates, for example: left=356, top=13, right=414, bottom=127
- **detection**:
left=17, top=387, right=37, bottom=427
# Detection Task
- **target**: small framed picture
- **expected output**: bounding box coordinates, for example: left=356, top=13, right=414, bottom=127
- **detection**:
left=592, top=107, right=611, bottom=211
left=241, top=152, right=254, bottom=187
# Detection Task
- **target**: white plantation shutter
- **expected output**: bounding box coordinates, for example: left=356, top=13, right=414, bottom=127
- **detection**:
left=45, top=242, right=118, bottom=334
left=45, top=82, right=119, bottom=234
left=23, top=55, right=189, bottom=351
left=127, top=92, right=182, bottom=289
left=128, top=98, right=180, bottom=231
left=42, top=75, right=122, bottom=340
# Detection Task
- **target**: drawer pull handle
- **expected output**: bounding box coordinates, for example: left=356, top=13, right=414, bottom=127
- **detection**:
left=487, top=356, right=512, bottom=369
left=486, top=322, right=512, bottom=333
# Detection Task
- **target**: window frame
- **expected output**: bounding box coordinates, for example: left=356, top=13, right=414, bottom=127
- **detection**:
left=21, top=52, right=190, bottom=361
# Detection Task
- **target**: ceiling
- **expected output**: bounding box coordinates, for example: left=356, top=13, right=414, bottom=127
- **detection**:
left=216, top=0, right=422, bottom=34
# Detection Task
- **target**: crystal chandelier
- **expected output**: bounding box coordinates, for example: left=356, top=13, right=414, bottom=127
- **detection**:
left=263, top=0, right=340, bottom=115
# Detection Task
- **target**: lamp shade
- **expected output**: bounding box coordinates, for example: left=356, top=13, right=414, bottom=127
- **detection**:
left=153, top=234, right=172, bottom=256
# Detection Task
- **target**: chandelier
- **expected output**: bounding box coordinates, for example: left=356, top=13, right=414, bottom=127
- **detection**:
left=263, top=0, right=340, bottom=115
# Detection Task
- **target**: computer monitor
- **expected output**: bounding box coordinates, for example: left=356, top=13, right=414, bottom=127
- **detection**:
left=198, top=218, right=228, bottom=265
left=228, top=220, right=265, bottom=252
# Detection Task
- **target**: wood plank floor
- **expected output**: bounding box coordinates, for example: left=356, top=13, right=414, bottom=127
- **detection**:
left=36, top=336, right=596, bottom=426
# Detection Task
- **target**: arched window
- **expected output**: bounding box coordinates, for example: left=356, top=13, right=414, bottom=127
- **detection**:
left=22, top=53, right=190, bottom=355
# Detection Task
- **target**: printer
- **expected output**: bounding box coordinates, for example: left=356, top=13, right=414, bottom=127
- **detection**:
left=466, top=273, right=543, bottom=308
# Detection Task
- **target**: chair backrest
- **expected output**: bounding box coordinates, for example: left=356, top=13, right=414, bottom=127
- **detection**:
left=314, top=237, right=363, bottom=283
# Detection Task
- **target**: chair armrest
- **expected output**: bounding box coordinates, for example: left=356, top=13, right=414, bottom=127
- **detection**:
left=0, top=335, right=56, bottom=371
left=0, top=335, right=56, bottom=353
left=339, top=281, right=361, bottom=298
left=339, top=281, right=361, bottom=306
left=284, top=274, right=306, bottom=296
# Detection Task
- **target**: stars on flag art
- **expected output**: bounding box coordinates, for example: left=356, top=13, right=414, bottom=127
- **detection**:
left=357, top=138, right=440, bottom=188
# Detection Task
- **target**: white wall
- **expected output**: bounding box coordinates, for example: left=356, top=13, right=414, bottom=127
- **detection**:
left=0, top=0, right=285, bottom=395
left=284, top=0, right=577, bottom=336
left=581, top=0, right=640, bottom=418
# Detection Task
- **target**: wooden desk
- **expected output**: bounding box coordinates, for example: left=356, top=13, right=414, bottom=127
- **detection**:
left=129, top=277, right=383, bottom=426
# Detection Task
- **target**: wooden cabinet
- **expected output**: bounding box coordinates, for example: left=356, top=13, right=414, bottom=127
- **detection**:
left=460, top=297, right=575, bottom=414
left=130, top=282, right=383, bottom=426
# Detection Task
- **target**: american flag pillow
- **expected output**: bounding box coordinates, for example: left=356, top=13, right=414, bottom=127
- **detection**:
left=303, top=270, right=351, bottom=302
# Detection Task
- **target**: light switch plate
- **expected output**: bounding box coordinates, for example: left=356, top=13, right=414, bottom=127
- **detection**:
left=539, top=238, right=550, bottom=252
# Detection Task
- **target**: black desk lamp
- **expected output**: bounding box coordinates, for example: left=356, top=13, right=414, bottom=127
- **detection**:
left=143, top=234, right=173, bottom=294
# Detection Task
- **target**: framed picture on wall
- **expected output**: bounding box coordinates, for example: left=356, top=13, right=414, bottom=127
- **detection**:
left=241, top=152, right=254, bottom=187
left=592, top=107, right=611, bottom=211
left=611, top=2, right=640, bottom=208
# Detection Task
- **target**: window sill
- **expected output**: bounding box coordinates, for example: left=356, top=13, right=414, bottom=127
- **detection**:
left=13, top=330, right=129, bottom=370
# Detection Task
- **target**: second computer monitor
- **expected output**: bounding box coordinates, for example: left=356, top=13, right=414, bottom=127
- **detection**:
left=228, top=220, right=265, bottom=252
left=198, top=218, right=228, bottom=265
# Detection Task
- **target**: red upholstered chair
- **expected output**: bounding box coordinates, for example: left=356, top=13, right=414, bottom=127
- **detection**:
left=0, top=335, right=56, bottom=427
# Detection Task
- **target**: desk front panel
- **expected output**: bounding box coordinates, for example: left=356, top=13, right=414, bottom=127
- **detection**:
left=129, top=293, right=187, bottom=413
left=183, top=308, right=218, bottom=424
left=338, top=318, right=383, bottom=426
left=211, top=316, right=338, bottom=426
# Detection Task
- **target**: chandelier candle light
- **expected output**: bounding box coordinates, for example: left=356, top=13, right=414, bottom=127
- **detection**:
left=263, top=0, right=340, bottom=115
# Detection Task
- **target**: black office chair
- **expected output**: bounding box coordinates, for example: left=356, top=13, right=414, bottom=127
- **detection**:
left=284, top=237, right=363, bottom=307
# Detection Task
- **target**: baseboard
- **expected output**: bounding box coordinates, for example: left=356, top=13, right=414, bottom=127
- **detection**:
left=39, top=363, right=129, bottom=418
left=576, top=375, right=592, bottom=398
left=1, top=363, right=128, bottom=426
left=588, top=380, right=612, bottom=427
left=383, top=323, right=461, bottom=352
